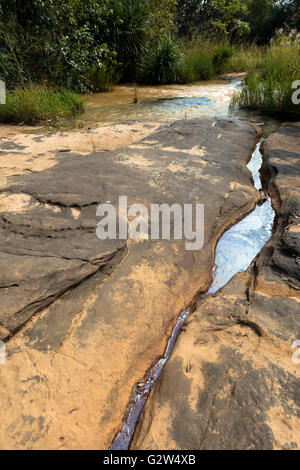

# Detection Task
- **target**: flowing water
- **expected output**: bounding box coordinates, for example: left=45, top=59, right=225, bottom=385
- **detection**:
left=84, top=79, right=280, bottom=133
left=84, top=80, right=242, bottom=123
left=110, top=139, right=276, bottom=450
left=208, top=142, right=275, bottom=294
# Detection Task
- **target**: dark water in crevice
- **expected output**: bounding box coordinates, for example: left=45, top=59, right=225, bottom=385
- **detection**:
left=109, top=140, right=276, bottom=451
left=109, top=308, right=191, bottom=450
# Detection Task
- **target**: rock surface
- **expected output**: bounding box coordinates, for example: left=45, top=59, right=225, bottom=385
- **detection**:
left=0, top=119, right=259, bottom=449
left=0, top=121, right=161, bottom=188
left=131, top=123, right=300, bottom=450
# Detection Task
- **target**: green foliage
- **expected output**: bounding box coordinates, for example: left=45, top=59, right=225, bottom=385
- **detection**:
left=140, top=35, right=269, bottom=86
left=246, top=0, right=290, bottom=44
left=140, top=35, right=184, bottom=84
left=0, top=85, right=84, bottom=124
left=50, top=26, right=106, bottom=93
left=149, top=0, right=178, bottom=37
left=231, top=43, right=300, bottom=117
left=289, top=0, right=300, bottom=30
left=0, top=0, right=109, bottom=92
left=0, top=0, right=299, bottom=99
left=181, top=38, right=217, bottom=80
left=210, top=0, right=250, bottom=40
left=213, top=45, right=234, bottom=73
left=176, top=0, right=252, bottom=40
left=87, top=59, right=121, bottom=92
left=226, top=45, right=264, bottom=72
left=0, top=0, right=151, bottom=90
left=103, top=0, right=150, bottom=80
left=175, top=0, right=215, bottom=38
left=181, top=39, right=237, bottom=81
left=175, top=1, right=299, bottom=45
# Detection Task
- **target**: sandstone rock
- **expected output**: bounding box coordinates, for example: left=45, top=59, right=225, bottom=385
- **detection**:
left=0, top=119, right=259, bottom=449
left=132, top=123, right=300, bottom=450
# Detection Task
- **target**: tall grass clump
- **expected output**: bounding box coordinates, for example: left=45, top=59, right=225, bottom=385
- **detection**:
left=139, top=36, right=256, bottom=85
left=140, top=34, right=184, bottom=84
left=231, top=43, right=300, bottom=118
left=226, top=45, right=264, bottom=73
left=181, top=38, right=235, bottom=81
left=181, top=38, right=217, bottom=81
left=0, top=85, right=84, bottom=124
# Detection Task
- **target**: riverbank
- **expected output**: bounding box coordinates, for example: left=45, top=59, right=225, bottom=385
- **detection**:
left=0, top=78, right=280, bottom=137
left=0, top=41, right=299, bottom=127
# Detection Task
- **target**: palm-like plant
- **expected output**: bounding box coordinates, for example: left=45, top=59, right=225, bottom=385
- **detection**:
left=140, top=34, right=184, bottom=84
left=108, top=0, right=150, bottom=79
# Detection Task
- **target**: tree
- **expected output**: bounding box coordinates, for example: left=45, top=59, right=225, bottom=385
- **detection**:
left=150, top=0, right=178, bottom=37
left=246, top=0, right=291, bottom=44
left=288, top=0, right=300, bottom=30
left=209, top=0, right=250, bottom=40
left=175, top=0, right=215, bottom=37
left=0, top=0, right=151, bottom=89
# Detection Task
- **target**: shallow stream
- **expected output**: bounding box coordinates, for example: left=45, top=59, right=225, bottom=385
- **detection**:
left=84, top=80, right=241, bottom=123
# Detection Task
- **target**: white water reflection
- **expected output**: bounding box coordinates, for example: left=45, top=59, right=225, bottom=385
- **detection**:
left=247, top=142, right=263, bottom=190
left=208, top=143, right=275, bottom=295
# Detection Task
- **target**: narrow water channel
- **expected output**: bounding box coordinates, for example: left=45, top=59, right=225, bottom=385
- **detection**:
left=208, top=142, right=275, bottom=294
left=109, top=138, right=276, bottom=450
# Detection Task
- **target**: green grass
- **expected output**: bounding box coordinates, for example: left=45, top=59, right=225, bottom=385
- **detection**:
left=181, top=40, right=263, bottom=80
left=225, top=45, right=264, bottom=73
left=139, top=36, right=237, bottom=85
left=231, top=44, right=300, bottom=118
left=0, top=85, right=84, bottom=124
left=181, top=38, right=217, bottom=81
left=169, top=38, right=236, bottom=83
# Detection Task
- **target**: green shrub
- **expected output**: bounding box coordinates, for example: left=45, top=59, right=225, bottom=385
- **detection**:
left=213, top=45, right=234, bottom=74
left=0, top=85, right=84, bottom=124
left=231, top=44, right=300, bottom=118
left=180, top=39, right=243, bottom=82
left=87, top=63, right=121, bottom=92
left=140, top=35, right=184, bottom=84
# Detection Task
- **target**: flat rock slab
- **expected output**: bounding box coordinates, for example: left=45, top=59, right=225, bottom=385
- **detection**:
left=0, top=121, right=161, bottom=188
left=0, top=118, right=259, bottom=449
left=132, top=123, right=300, bottom=451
